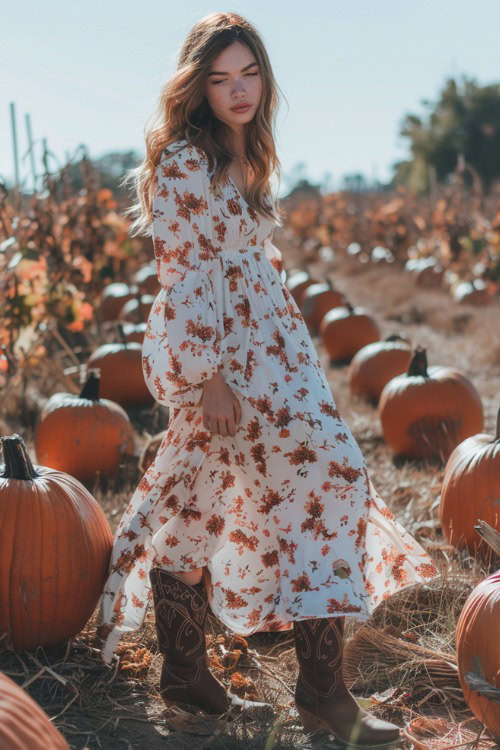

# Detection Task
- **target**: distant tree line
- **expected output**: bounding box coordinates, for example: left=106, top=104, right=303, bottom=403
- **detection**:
left=391, top=74, right=500, bottom=195
left=287, top=74, right=500, bottom=196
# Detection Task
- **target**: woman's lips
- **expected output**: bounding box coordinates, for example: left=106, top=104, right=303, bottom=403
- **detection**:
left=230, top=104, right=251, bottom=112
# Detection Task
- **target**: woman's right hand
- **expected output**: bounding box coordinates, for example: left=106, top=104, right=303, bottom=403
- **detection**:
left=201, top=370, right=242, bottom=437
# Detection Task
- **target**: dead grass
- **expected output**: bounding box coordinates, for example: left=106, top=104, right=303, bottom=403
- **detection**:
left=1, top=242, right=500, bottom=748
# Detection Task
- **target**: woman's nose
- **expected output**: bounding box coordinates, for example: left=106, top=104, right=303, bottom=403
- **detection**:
left=232, top=81, right=246, bottom=94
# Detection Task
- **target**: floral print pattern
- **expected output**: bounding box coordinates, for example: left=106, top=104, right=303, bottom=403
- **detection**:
left=98, top=139, right=439, bottom=664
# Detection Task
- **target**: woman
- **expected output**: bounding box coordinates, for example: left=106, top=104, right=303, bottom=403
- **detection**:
left=97, top=12, right=439, bottom=748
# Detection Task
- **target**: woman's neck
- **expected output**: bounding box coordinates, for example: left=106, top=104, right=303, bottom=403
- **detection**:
left=228, top=128, right=247, bottom=160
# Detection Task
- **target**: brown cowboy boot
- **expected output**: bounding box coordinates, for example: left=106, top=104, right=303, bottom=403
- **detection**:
left=149, top=568, right=272, bottom=718
left=293, top=617, right=402, bottom=748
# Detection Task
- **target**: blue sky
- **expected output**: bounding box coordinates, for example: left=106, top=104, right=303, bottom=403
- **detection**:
left=2, top=0, right=499, bottom=195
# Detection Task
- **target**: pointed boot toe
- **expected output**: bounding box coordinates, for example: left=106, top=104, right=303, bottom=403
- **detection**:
left=293, top=617, right=403, bottom=748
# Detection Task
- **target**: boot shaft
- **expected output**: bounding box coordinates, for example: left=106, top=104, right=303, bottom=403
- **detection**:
left=149, top=567, right=208, bottom=664
left=293, top=616, right=345, bottom=698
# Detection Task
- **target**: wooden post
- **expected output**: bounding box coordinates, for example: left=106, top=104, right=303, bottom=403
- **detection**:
left=25, top=112, right=37, bottom=193
left=9, top=101, right=20, bottom=204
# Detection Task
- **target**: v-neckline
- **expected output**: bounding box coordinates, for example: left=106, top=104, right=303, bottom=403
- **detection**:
left=226, top=171, right=250, bottom=208
left=224, top=170, right=278, bottom=230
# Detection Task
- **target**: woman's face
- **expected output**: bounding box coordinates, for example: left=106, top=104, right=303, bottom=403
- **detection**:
left=204, top=41, right=262, bottom=131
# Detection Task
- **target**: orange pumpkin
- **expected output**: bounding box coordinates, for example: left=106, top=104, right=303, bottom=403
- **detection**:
left=98, top=282, right=138, bottom=322
left=0, top=434, right=113, bottom=649
left=320, top=303, right=381, bottom=363
left=134, top=264, right=160, bottom=295
left=139, top=429, right=167, bottom=474
left=34, top=371, right=135, bottom=482
left=454, top=280, right=493, bottom=306
left=405, top=257, right=444, bottom=289
left=348, top=334, right=412, bottom=404
left=455, top=570, right=500, bottom=739
left=118, top=294, right=154, bottom=323
left=285, top=271, right=320, bottom=307
left=378, top=347, right=484, bottom=461
left=87, top=342, right=154, bottom=408
left=300, top=282, right=346, bottom=332
left=0, top=672, right=69, bottom=749
left=439, top=405, right=500, bottom=556
left=121, top=321, right=147, bottom=344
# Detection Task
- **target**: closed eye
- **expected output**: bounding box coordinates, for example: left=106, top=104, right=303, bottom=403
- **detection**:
left=213, top=72, right=259, bottom=85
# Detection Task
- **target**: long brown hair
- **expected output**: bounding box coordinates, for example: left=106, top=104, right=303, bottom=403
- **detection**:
left=122, top=12, right=287, bottom=237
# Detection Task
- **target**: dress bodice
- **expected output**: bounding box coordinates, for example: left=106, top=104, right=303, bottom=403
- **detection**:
left=162, top=139, right=279, bottom=256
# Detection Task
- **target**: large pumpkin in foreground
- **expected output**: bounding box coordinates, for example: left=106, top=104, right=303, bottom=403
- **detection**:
left=0, top=434, right=113, bottom=649
left=440, top=405, right=500, bottom=556
left=379, top=346, right=483, bottom=461
left=456, top=570, right=500, bottom=739
left=0, top=672, right=69, bottom=749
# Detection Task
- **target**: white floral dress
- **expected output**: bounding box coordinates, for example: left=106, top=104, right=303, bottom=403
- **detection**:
left=98, top=138, right=438, bottom=663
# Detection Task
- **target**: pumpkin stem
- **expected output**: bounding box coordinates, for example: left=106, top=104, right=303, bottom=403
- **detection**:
left=134, top=292, right=143, bottom=323
left=385, top=333, right=409, bottom=344
left=117, top=322, right=126, bottom=343
left=407, top=346, right=429, bottom=377
left=0, top=434, right=39, bottom=480
left=80, top=370, right=101, bottom=401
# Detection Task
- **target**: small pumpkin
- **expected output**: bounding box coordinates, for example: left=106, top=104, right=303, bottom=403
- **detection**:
left=285, top=271, right=320, bottom=307
left=34, top=371, right=135, bottom=482
left=347, top=334, right=412, bottom=404
left=412, top=258, right=445, bottom=288
left=415, top=266, right=445, bottom=289
left=454, top=279, right=493, bottom=306
left=121, top=321, right=147, bottom=344
left=300, top=282, right=346, bottom=332
left=455, top=570, right=500, bottom=739
left=378, top=346, right=484, bottom=461
left=371, top=245, right=394, bottom=263
left=320, top=302, right=380, bottom=363
left=0, top=672, right=70, bottom=749
left=118, top=294, right=154, bottom=323
left=439, top=404, right=500, bottom=556
left=98, top=282, right=138, bottom=322
left=87, top=342, right=154, bottom=408
left=134, top=264, right=160, bottom=295
left=139, top=429, right=167, bottom=474
left=0, top=434, right=113, bottom=649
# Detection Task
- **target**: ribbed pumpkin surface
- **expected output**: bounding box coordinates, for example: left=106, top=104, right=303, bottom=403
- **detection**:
left=440, top=410, right=500, bottom=554
left=34, top=372, right=135, bottom=482
left=455, top=570, right=500, bottom=739
left=0, top=435, right=113, bottom=649
left=379, top=347, right=483, bottom=460
left=348, top=338, right=412, bottom=402
left=0, top=672, right=69, bottom=749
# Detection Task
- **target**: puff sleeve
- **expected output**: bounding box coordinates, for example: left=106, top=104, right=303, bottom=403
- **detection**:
left=142, top=144, right=224, bottom=409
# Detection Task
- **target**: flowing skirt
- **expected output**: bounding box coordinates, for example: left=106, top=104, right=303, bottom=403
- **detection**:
left=98, top=388, right=438, bottom=664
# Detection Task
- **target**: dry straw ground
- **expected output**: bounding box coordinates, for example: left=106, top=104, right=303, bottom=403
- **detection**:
left=1, top=229, right=499, bottom=749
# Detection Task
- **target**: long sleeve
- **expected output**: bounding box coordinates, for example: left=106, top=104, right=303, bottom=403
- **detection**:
left=142, top=143, right=225, bottom=409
